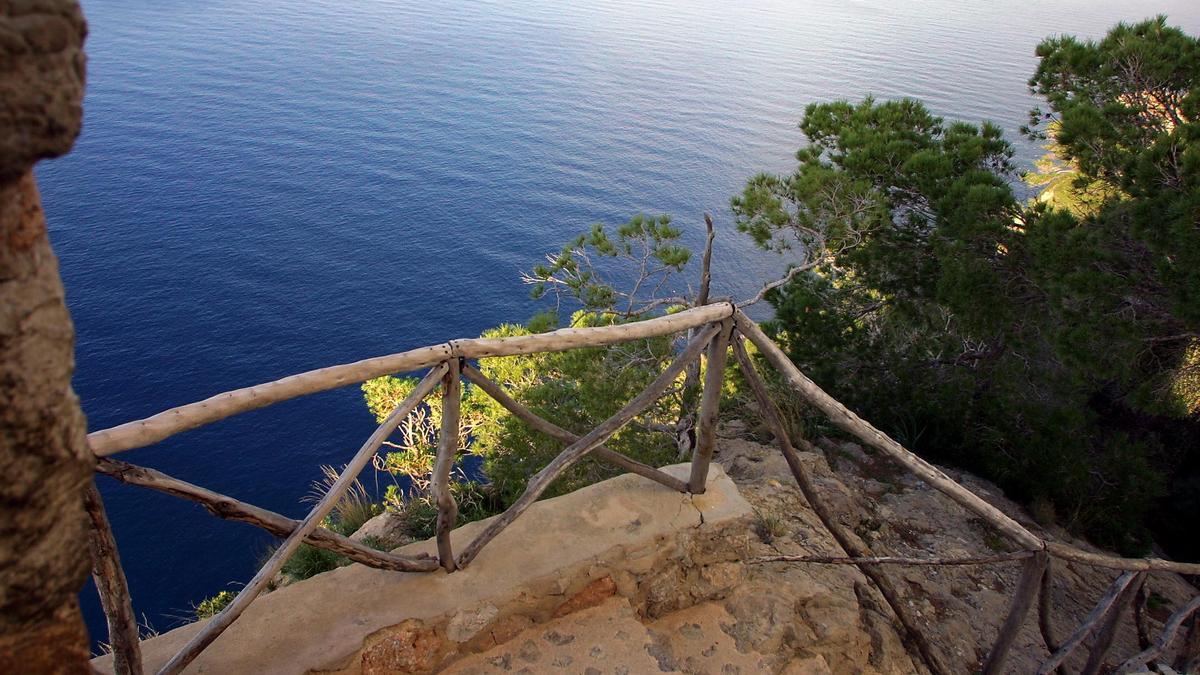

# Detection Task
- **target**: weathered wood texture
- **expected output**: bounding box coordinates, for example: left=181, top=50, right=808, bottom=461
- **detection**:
left=679, top=222, right=717, bottom=458
left=696, top=214, right=714, bottom=308
left=687, top=319, right=731, bottom=493
left=1133, top=584, right=1152, bottom=654
left=1116, top=594, right=1200, bottom=674
left=730, top=336, right=952, bottom=675
left=95, top=458, right=438, bottom=572
left=454, top=323, right=720, bottom=569
left=447, top=302, right=733, bottom=359
left=1036, top=571, right=1138, bottom=675
left=1174, top=612, right=1200, bottom=674
left=460, top=365, right=688, bottom=492
left=433, top=360, right=461, bottom=572
left=88, top=303, right=735, bottom=457
left=735, top=309, right=1200, bottom=576
left=84, top=483, right=143, bottom=675
left=157, top=364, right=446, bottom=675
left=1080, top=572, right=1144, bottom=675
left=734, top=311, right=1044, bottom=551
left=1038, top=559, right=1061, bottom=659
left=1044, top=542, right=1200, bottom=575
left=87, top=343, right=451, bottom=457
left=981, top=552, right=1049, bottom=675
left=749, top=552, right=1034, bottom=566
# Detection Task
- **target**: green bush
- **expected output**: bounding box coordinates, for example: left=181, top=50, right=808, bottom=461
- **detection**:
left=363, top=312, right=690, bottom=527
left=280, top=542, right=346, bottom=581
left=386, top=480, right=498, bottom=541
left=193, top=590, right=236, bottom=620
left=733, top=18, right=1200, bottom=556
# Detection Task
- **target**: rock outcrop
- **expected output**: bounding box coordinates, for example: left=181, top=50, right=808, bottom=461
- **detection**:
left=718, top=424, right=1199, bottom=673
left=92, top=429, right=1198, bottom=674
left=0, top=1, right=93, bottom=671
left=351, top=509, right=412, bottom=551
left=92, top=464, right=756, bottom=674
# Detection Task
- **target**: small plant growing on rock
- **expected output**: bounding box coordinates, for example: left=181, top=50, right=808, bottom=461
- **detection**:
left=305, top=464, right=381, bottom=536
left=193, top=590, right=236, bottom=620
left=753, top=509, right=788, bottom=544
left=280, top=541, right=345, bottom=581
left=272, top=466, right=386, bottom=582
left=968, top=518, right=1012, bottom=553
left=96, top=614, right=158, bottom=656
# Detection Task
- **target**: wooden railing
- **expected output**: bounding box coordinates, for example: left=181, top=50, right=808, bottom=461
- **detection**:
left=84, top=302, right=1200, bottom=675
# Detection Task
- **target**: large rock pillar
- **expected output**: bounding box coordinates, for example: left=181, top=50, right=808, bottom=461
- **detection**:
left=0, top=1, right=94, bottom=672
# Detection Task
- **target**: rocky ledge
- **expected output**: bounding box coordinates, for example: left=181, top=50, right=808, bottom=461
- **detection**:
left=94, top=426, right=1199, bottom=674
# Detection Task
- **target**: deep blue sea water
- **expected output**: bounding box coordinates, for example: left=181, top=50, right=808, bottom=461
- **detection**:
left=36, top=0, right=1200, bottom=648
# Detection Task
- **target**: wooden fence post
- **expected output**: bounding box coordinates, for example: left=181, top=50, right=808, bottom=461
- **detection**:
left=688, top=318, right=731, bottom=493
left=156, top=363, right=445, bottom=675
left=84, top=483, right=143, bottom=675
left=729, top=334, right=952, bottom=675
left=981, top=551, right=1048, bottom=675
left=433, top=359, right=462, bottom=572
left=454, top=323, right=719, bottom=569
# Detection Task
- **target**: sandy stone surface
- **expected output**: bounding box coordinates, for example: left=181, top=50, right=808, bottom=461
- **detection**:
left=646, top=600, right=779, bottom=674
left=91, top=427, right=1199, bottom=674
left=91, top=463, right=752, bottom=674
left=1, top=3, right=93, bottom=669
left=714, top=426, right=1200, bottom=674
left=443, top=597, right=662, bottom=674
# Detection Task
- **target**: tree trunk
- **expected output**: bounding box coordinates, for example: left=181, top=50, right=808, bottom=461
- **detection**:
left=0, top=2, right=93, bottom=672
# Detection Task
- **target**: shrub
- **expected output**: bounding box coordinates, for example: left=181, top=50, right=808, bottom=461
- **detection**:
left=305, top=465, right=381, bottom=537
left=279, top=541, right=346, bottom=581
left=193, top=590, right=236, bottom=620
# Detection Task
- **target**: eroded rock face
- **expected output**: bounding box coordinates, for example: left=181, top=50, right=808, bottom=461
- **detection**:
left=0, top=172, right=92, bottom=625
left=0, top=0, right=87, bottom=181
left=717, top=431, right=1200, bottom=673
left=551, top=576, right=616, bottom=618
left=0, top=1, right=91, bottom=670
left=361, top=620, right=445, bottom=675
left=350, top=509, right=412, bottom=550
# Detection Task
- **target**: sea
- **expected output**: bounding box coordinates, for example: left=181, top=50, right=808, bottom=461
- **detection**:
left=35, top=0, right=1200, bottom=648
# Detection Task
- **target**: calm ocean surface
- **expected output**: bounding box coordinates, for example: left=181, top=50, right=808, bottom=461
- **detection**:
left=38, top=0, right=1200, bottom=646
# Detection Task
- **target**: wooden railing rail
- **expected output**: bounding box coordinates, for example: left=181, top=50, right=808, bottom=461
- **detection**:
left=87, top=303, right=734, bottom=457
left=731, top=310, right=1199, bottom=673
left=454, top=322, right=720, bottom=569
left=157, top=363, right=448, bottom=675
left=459, top=364, right=689, bottom=493
left=733, top=309, right=1200, bottom=576
left=94, top=457, right=439, bottom=572
left=83, top=301, right=1199, bottom=675
left=87, top=306, right=735, bottom=674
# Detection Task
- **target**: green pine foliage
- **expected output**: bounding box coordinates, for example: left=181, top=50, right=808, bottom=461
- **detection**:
left=362, top=313, right=683, bottom=528
left=739, top=17, right=1200, bottom=557
left=362, top=217, right=703, bottom=543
